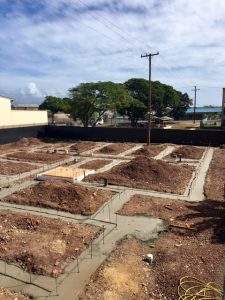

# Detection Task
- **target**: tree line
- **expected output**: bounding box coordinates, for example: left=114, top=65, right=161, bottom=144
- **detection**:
left=39, top=78, right=192, bottom=127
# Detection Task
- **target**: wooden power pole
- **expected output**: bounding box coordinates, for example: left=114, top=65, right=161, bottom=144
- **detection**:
left=191, top=86, right=200, bottom=124
left=141, top=52, right=159, bottom=145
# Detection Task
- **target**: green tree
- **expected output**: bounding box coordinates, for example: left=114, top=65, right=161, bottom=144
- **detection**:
left=118, top=98, right=146, bottom=127
left=120, top=78, right=148, bottom=126
left=69, top=81, right=132, bottom=127
left=122, top=78, right=192, bottom=123
left=39, top=96, right=71, bottom=122
left=170, top=92, right=192, bottom=119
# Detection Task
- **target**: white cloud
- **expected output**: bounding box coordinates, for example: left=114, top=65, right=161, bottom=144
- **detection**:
left=21, top=82, right=44, bottom=98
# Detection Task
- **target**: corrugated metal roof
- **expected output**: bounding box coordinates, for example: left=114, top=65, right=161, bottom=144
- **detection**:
left=186, top=107, right=222, bottom=113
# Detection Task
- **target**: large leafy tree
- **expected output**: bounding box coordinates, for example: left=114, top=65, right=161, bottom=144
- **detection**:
left=170, top=92, right=192, bottom=119
left=122, top=78, right=192, bottom=123
left=118, top=79, right=148, bottom=127
left=69, top=81, right=132, bottom=127
left=39, top=96, right=71, bottom=122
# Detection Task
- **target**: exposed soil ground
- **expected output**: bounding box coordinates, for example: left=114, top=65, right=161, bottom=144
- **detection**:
left=0, top=161, right=37, bottom=176
left=6, top=151, right=67, bottom=163
left=82, top=195, right=225, bottom=299
left=167, top=145, right=205, bottom=160
left=95, top=143, right=133, bottom=155
left=70, top=142, right=99, bottom=153
left=4, top=181, right=114, bottom=215
left=79, top=159, right=112, bottom=170
left=204, top=148, right=225, bottom=200
left=132, top=144, right=167, bottom=158
left=0, top=210, right=101, bottom=276
left=0, top=138, right=44, bottom=155
left=0, top=288, right=30, bottom=300
left=86, top=156, right=193, bottom=194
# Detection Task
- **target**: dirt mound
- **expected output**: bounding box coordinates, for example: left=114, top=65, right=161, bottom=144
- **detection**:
left=0, top=138, right=43, bottom=155
left=70, top=142, right=97, bottom=153
left=133, top=144, right=167, bottom=158
left=97, top=143, right=133, bottom=155
left=170, top=146, right=204, bottom=160
left=15, top=137, right=43, bottom=147
left=5, top=181, right=113, bottom=215
left=119, top=156, right=181, bottom=182
left=79, top=159, right=112, bottom=170
left=87, top=156, right=193, bottom=194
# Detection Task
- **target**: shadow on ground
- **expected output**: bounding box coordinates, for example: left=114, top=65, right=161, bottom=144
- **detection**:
left=177, top=198, right=225, bottom=244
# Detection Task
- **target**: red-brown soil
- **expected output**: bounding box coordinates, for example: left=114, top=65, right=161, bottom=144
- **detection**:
left=79, top=159, right=112, bottom=170
left=204, top=149, right=225, bottom=200
left=83, top=196, right=225, bottom=299
left=133, top=144, right=167, bottom=158
left=4, top=181, right=113, bottom=215
left=0, top=138, right=44, bottom=155
left=119, top=195, right=193, bottom=223
left=70, top=142, right=99, bottom=153
left=86, top=156, right=193, bottom=194
left=0, top=161, right=37, bottom=175
left=0, top=210, right=101, bottom=276
left=95, top=143, right=133, bottom=155
left=168, top=146, right=205, bottom=160
left=15, top=137, right=43, bottom=147
left=6, top=151, right=67, bottom=163
left=0, top=288, right=30, bottom=300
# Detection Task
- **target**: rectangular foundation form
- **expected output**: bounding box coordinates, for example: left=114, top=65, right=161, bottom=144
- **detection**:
left=37, top=166, right=95, bottom=182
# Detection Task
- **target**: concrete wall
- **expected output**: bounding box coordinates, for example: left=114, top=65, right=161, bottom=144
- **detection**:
left=0, top=96, right=12, bottom=126
left=44, top=125, right=225, bottom=146
left=11, top=110, right=48, bottom=126
left=0, top=96, right=48, bottom=127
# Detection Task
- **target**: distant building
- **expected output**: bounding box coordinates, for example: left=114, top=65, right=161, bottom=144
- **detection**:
left=0, top=96, right=48, bottom=127
left=13, top=104, right=39, bottom=111
left=185, top=107, right=222, bottom=120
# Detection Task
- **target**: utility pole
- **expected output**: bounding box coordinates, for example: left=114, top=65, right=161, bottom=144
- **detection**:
left=141, top=52, right=159, bottom=145
left=191, top=86, right=200, bottom=124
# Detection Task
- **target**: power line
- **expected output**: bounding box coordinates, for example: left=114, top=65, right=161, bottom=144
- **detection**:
left=73, top=0, right=157, bottom=53
left=141, top=52, right=159, bottom=145
left=69, top=18, right=130, bottom=53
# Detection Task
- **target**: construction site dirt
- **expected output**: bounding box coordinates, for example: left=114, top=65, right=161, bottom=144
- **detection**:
left=86, top=156, right=194, bottom=194
left=0, top=288, right=30, bottom=300
left=95, top=143, right=133, bottom=155
left=79, top=159, right=112, bottom=170
left=5, top=151, right=67, bottom=163
left=70, top=142, right=101, bottom=153
left=0, top=210, right=101, bottom=276
left=204, top=148, right=225, bottom=200
left=0, top=138, right=44, bottom=155
left=82, top=195, right=225, bottom=300
left=166, top=145, right=205, bottom=160
left=4, top=181, right=114, bottom=215
left=132, top=144, right=167, bottom=157
left=0, top=160, right=37, bottom=175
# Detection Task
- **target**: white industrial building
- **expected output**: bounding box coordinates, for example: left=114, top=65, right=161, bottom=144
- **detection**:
left=0, top=96, right=48, bottom=127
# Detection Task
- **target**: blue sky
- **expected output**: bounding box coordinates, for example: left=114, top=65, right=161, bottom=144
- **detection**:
left=0, top=0, right=225, bottom=105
